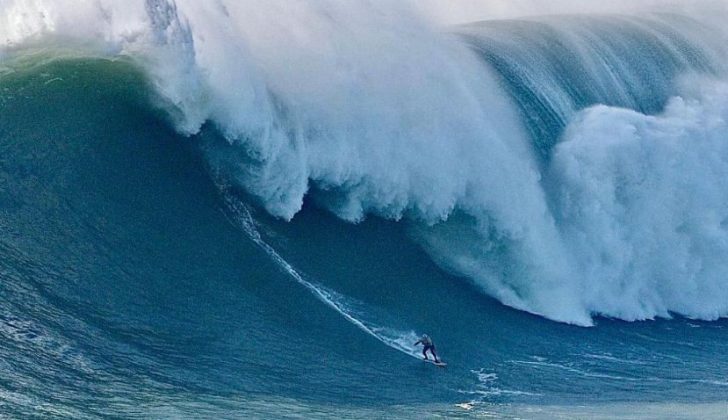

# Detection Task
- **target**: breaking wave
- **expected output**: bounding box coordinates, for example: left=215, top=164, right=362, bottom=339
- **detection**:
left=3, top=0, right=728, bottom=325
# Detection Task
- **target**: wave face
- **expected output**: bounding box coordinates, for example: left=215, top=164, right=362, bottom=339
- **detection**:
left=2, top=1, right=728, bottom=325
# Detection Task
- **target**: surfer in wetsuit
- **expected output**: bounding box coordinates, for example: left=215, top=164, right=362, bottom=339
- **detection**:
left=414, top=334, right=440, bottom=363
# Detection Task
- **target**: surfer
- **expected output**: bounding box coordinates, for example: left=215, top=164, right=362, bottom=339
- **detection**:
left=414, top=334, right=440, bottom=363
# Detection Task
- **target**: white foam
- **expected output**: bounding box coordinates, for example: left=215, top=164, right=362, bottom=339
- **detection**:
left=549, top=79, right=728, bottom=322
left=460, top=368, right=540, bottom=405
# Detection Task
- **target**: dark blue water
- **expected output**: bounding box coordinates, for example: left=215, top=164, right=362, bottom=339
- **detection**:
left=2, top=14, right=728, bottom=419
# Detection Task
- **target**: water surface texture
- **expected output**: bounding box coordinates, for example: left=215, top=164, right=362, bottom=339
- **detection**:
left=2, top=1, right=728, bottom=418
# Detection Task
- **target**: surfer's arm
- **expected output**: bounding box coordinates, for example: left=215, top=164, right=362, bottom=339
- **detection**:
left=414, top=340, right=422, bottom=346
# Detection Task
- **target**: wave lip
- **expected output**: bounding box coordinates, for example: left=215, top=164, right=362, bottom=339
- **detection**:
left=458, top=14, right=726, bottom=158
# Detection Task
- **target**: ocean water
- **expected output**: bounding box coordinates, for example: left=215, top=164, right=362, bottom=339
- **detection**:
left=2, top=1, right=728, bottom=418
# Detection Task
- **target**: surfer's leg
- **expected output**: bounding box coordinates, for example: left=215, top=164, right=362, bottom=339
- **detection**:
left=422, top=347, right=429, bottom=360
left=424, top=345, right=436, bottom=360
left=425, top=345, right=438, bottom=362
left=431, top=347, right=439, bottom=363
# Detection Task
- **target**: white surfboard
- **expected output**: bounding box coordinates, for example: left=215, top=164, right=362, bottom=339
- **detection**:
left=423, top=359, right=447, bottom=367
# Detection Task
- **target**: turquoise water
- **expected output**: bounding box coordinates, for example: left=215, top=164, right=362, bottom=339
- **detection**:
left=3, top=6, right=728, bottom=418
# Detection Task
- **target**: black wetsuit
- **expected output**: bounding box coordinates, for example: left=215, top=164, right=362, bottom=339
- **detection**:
left=415, top=336, right=438, bottom=362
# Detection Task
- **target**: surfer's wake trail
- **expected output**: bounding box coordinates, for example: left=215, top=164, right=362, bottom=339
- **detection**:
left=219, top=184, right=423, bottom=360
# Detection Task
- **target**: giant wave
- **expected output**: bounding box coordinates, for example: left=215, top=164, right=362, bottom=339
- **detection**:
left=2, top=0, right=728, bottom=325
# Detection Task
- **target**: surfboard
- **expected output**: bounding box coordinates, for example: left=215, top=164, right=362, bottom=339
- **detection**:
left=424, top=359, right=447, bottom=367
